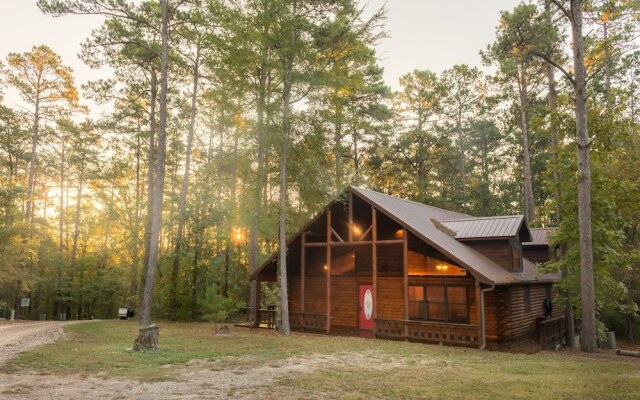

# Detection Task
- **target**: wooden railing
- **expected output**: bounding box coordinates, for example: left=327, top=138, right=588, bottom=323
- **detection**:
left=375, top=319, right=479, bottom=346
left=538, top=316, right=565, bottom=348
left=258, top=309, right=276, bottom=329
left=290, top=312, right=327, bottom=331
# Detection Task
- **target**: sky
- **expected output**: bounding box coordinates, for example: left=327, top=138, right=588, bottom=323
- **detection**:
left=0, top=0, right=520, bottom=111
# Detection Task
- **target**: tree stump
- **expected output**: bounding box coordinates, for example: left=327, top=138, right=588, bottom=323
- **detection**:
left=133, top=324, right=159, bottom=352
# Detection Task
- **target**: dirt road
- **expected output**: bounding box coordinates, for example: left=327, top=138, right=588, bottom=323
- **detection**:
left=0, top=321, right=90, bottom=366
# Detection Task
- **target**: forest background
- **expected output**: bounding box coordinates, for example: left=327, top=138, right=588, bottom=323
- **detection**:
left=0, top=0, right=639, bottom=346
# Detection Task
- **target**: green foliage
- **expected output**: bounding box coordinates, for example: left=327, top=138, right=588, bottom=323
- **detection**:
left=0, top=0, right=635, bottom=343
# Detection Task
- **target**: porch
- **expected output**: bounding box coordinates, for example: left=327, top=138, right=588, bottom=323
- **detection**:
left=252, top=189, right=489, bottom=349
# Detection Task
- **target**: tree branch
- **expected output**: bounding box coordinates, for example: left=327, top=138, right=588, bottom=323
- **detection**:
left=531, top=51, right=575, bottom=86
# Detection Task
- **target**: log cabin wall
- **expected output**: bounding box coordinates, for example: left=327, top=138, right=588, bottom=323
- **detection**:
left=482, top=288, right=507, bottom=348
left=331, top=275, right=372, bottom=328
left=485, top=283, right=563, bottom=349
left=288, top=276, right=327, bottom=314
left=377, top=277, right=404, bottom=320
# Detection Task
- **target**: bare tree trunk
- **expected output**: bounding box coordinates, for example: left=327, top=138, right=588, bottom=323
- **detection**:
left=249, top=82, right=267, bottom=327
left=276, top=0, right=296, bottom=336
left=70, top=162, right=85, bottom=279
left=169, top=43, right=201, bottom=319
left=570, top=0, right=598, bottom=353
left=59, top=144, right=65, bottom=259
left=25, top=97, right=40, bottom=223
left=352, top=124, right=359, bottom=183
left=55, top=138, right=66, bottom=319
left=131, top=132, right=142, bottom=298
left=457, top=104, right=466, bottom=211
left=141, top=70, right=158, bottom=302
left=137, top=0, right=169, bottom=349
left=334, top=107, right=343, bottom=191
left=544, top=0, right=576, bottom=346
left=603, top=20, right=612, bottom=110
left=517, top=65, right=535, bottom=223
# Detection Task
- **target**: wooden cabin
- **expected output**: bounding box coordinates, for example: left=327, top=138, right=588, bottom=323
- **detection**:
left=251, top=187, right=565, bottom=350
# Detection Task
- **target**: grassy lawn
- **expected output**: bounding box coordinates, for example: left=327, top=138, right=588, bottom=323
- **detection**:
left=2, top=321, right=640, bottom=399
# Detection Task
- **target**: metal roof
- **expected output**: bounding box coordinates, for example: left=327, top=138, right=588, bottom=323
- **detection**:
left=252, top=186, right=559, bottom=285
left=350, top=187, right=555, bottom=285
left=439, top=216, right=531, bottom=240
left=523, top=227, right=557, bottom=246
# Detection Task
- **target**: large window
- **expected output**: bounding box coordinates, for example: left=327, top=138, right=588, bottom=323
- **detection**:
left=408, top=285, right=469, bottom=323
left=407, top=253, right=467, bottom=276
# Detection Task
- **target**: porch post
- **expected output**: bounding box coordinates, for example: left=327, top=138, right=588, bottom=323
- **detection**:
left=348, top=191, right=353, bottom=242
left=475, top=281, right=481, bottom=348
left=372, top=207, right=377, bottom=333
left=403, top=229, right=409, bottom=319
left=326, top=210, right=332, bottom=333
left=301, top=232, right=305, bottom=313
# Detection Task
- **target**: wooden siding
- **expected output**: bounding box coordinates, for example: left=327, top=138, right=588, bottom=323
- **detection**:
left=483, top=288, right=506, bottom=347
left=377, top=277, right=404, bottom=319
left=290, top=274, right=374, bottom=329
left=288, top=275, right=327, bottom=314
left=465, top=240, right=511, bottom=270
left=497, top=283, right=562, bottom=346
left=331, top=275, right=371, bottom=328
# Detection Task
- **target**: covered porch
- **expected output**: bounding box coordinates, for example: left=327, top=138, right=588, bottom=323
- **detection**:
left=253, top=190, right=493, bottom=349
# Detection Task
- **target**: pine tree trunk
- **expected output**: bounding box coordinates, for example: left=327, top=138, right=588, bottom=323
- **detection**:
left=457, top=104, right=466, bottom=211
left=141, top=70, right=158, bottom=302
left=334, top=108, right=343, bottom=191
left=277, top=0, right=297, bottom=337
left=137, top=0, right=169, bottom=348
left=249, top=82, right=267, bottom=327
left=518, top=65, right=535, bottom=223
left=169, top=43, right=201, bottom=319
left=570, top=0, right=598, bottom=353
left=352, top=124, right=360, bottom=183
left=70, top=163, right=85, bottom=279
left=25, top=98, right=40, bottom=223
left=56, top=140, right=66, bottom=319
left=131, top=132, right=142, bottom=298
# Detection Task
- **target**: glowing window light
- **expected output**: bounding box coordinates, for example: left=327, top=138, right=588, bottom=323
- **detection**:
left=352, top=225, right=362, bottom=235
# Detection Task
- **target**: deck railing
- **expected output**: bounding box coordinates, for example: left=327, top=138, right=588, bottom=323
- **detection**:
left=538, top=316, right=566, bottom=348
left=375, top=319, right=479, bottom=346
left=258, top=309, right=276, bottom=329
left=290, top=312, right=327, bottom=331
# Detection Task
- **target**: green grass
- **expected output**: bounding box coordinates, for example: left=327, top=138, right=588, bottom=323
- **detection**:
left=2, top=321, right=640, bottom=398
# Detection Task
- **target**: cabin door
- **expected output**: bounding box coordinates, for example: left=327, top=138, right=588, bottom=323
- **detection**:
left=359, top=285, right=374, bottom=330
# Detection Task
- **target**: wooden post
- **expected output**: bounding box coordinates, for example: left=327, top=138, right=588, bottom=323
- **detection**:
left=326, top=210, right=332, bottom=333
left=372, top=207, right=377, bottom=334
left=403, top=228, right=409, bottom=320
left=348, top=191, right=353, bottom=242
left=475, top=281, right=481, bottom=347
left=301, top=232, right=305, bottom=313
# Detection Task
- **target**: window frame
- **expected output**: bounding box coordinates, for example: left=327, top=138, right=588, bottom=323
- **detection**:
left=408, top=284, right=469, bottom=324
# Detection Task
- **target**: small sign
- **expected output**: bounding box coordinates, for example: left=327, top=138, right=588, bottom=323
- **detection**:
left=21, top=298, right=30, bottom=307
